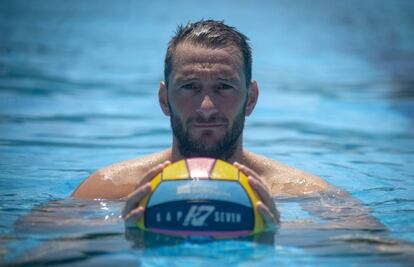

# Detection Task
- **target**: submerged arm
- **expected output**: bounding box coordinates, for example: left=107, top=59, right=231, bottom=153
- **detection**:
left=296, top=186, right=386, bottom=231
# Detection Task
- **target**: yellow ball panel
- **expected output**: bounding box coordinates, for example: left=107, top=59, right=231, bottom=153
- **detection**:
left=136, top=173, right=162, bottom=229
left=150, top=173, right=162, bottom=190
left=239, top=172, right=265, bottom=233
left=162, top=160, right=189, bottom=180
left=210, top=159, right=239, bottom=180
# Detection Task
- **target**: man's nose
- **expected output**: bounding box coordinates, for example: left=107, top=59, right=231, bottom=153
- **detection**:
left=197, top=95, right=218, bottom=119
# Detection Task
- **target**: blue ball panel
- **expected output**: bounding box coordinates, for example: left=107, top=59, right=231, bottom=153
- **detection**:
left=147, top=180, right=252, bottom=208
left=145, top=199, right=254, bottom=232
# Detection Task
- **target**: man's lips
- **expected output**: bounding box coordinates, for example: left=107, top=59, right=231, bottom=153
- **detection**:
left=190, top=123, right=226, bottom=128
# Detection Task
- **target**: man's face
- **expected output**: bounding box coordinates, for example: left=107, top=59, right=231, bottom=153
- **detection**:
left=164, top=44, right=251, bottom=160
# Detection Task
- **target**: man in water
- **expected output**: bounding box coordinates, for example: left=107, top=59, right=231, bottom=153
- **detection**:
left=71, top=20, right=343, bottom=228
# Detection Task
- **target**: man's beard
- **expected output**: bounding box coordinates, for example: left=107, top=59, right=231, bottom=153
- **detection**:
left=170, top=107, right=246, bottom=161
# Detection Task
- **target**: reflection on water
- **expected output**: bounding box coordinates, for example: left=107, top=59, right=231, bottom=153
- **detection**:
left=5, top=195, right=414, bottom=266
left=1, top=0, right=414, bottom=265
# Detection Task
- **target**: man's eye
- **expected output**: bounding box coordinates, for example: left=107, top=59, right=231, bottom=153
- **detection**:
left=216, top=84, right=233, bottom=90
left=181, top=83, right=198, bottom=90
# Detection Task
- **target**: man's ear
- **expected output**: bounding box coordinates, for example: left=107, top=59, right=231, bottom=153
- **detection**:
left=245, top=80, right=259, bottom=116
left=159, top=81, right=170, bottom=116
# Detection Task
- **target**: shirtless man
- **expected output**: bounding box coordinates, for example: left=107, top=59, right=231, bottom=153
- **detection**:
left=72, top=20, right=333, bottom=228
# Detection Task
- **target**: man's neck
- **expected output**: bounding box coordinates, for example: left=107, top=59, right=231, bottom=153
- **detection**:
left=170, top=136, right=245, bottom=164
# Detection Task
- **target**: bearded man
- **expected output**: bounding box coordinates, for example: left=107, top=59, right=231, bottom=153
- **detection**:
left=72, top=20, right=343, bottom=228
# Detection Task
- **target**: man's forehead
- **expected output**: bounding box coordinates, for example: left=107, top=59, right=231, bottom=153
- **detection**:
left=176, top=63, right=239, bottom=79
left=172, top=44, right=243, bottom=72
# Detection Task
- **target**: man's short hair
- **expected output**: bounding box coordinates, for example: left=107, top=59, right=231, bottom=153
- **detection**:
left=164, top=20, right=252, bottom=87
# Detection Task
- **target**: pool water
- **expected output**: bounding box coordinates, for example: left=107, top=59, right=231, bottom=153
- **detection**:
left=1, top=0, right=414, bottom=266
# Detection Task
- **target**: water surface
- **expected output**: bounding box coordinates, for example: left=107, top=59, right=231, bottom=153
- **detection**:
left=1, top=0, right=413, bottom=266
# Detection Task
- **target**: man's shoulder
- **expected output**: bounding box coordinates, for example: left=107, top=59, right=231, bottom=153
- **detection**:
left=94, top=150, right=171, bottom=183
left=71, top=150, right=171, bottom=199
left=243, top=151, right=331, bottom=196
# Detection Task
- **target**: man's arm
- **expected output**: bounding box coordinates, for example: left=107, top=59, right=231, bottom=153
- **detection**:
left=245, top=152, right=385, bottom=231
left=271, top=168, right=385, bottom=231
left=297, top=187, right=386, bottom=231
left=71, top=170, right=135, bottom=199
left=272, top=168, right=385, bottom=231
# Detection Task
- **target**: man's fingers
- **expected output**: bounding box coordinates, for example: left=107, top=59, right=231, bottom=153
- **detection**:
left=233, top=162, right=279, bottom=226
left=122, top=183, right=151, bottom=218
left=122, top=161, right=170, bottom=223
left=248, top=176, right=277, bottom=215
left=234, top=162, right=268, bottom=189
left=234, top=162, right=259, bottom=179
left=124, top=206, right=145, bottom=228
left=135, top=161, right=171, bottom=189
left=257, top=201, right=280, bottom=226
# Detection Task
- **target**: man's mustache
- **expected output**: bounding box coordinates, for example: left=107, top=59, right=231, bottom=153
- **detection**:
left=187, top=116, right=228, bottom=124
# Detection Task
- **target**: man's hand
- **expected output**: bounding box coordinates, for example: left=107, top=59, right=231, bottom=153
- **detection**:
left=234, top=162, right=280, bottom=227
left=122, top=161, right=171, bottom=227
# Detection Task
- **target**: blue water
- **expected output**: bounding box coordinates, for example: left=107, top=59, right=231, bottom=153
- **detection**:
left=1, top=0, right=414, bottom=266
